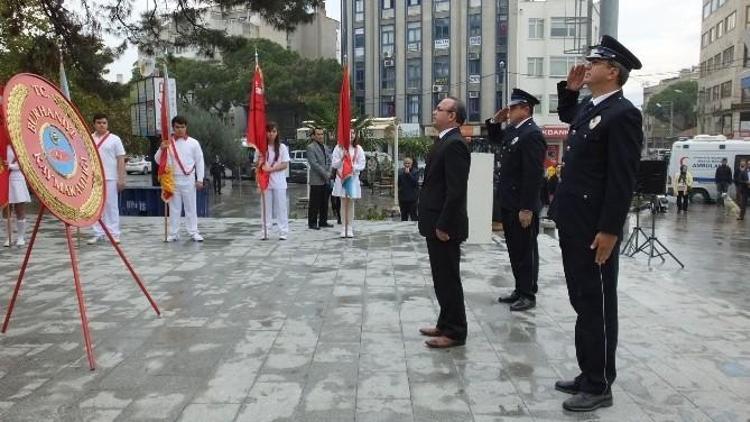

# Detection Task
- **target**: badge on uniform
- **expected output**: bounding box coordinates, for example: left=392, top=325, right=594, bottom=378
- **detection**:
left=511, top=136, right=519, bottom=145
left=589, top=115, right=602, bottom=129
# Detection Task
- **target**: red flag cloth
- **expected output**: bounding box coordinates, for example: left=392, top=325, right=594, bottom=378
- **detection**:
left=0, top=84, right=9, bottom=207
left=157, top=68, right=175, bottom=202
left=247, top=64, right=269, bottom=191
left=336, top=65, right=354, bottom=196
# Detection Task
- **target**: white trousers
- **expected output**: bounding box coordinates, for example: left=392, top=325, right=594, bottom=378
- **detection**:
left=261, top=189, right=288, bottom=236
left=93, top=180, right=121, bottom=238
left=169, top=180, right=199, bottom=237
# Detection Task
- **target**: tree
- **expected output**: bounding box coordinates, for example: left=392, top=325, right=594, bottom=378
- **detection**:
left=644, top=80, right=698, bottom=133
left=178, top=103, right=244, bottom=168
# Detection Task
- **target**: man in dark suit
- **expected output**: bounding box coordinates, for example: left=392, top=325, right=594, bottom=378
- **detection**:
left=306, top=127, right=333, bottom=229
left=486, top=89, right=547, bottom=312
left=549, top=35, right=643, bottom=412
left=418, top=96, right=471, bottom=349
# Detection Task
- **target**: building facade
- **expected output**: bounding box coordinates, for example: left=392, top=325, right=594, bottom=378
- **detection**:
left=697, top=0, right=749, bottom=138
left=343, top=0, right=601, bottom=162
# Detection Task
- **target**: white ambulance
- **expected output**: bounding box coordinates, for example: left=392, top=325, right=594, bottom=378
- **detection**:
left=667, top=135, right=750, bottom=202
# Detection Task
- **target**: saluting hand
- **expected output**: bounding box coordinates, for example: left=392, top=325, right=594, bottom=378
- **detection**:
left=493, top=107, right=510, bottom=122
left=566, top=64, right=587, bottom=91
left=590, top=232, right=618, bottom=265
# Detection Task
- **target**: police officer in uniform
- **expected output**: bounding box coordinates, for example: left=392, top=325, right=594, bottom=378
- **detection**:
left=486, top=89, right=546, bottom=312
left=549, top=35, right=643, bottom=412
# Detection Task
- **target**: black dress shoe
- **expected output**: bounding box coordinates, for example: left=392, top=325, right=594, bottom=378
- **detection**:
left=562, top=390, right=613, bottom=412
left=308, top=225, right=320, bottom=230
left=320, top=223, right=334, bottom=228
left=555, top=379, right=579, bottom=395
left=509, top=297, right=536, bottom=312
left=497, top=290, right=520, bottom=304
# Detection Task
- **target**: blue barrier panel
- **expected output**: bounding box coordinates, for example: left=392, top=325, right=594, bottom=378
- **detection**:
left=119, top=187, right=210, bottom=217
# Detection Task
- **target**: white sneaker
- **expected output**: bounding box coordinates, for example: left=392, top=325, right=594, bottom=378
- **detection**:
left=279, top=235, right=287, bottom=240
left=192, top=233, right=204, bottom=242
left=87, top=236, right=101, bottom=245
left=16, top=238, right=25, bottom=247
left=3, top=239, right=9, bottom=247
left=340, top=230, right=347, bottom=238
left=346, top=228, right=354, bottom=238
left=166, top=235, right=178, bottom=242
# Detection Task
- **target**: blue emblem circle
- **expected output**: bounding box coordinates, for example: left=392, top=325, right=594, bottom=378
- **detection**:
left=41, top=124, right=77, bottom=178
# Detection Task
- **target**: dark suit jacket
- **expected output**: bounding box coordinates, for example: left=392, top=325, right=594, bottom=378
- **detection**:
left=486, top=118, right=547, bottom=212
left=549, top=82, right=643, bottom=240
left=418, top=127, right=471, bottom=242
left=398, top=167, right=419, bottom=202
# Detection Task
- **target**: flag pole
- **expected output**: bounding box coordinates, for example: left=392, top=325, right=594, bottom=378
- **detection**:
left=164, top=202, right=169, bottom=242
left=5, top=205, right=11, bottom=247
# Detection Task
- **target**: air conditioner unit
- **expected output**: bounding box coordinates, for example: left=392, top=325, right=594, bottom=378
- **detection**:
left=468, top=52, right=480, bottom=60
left=468, top=91, right=480, bottom=99
left=383, top=59, right=395, bottom=67
left=432, top=84, right=444, bottom=92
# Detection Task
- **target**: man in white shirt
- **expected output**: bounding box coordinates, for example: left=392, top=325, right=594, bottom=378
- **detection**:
left=88, top=113, right=126, bottom=244
left=154, top=115, right=205, bottom=242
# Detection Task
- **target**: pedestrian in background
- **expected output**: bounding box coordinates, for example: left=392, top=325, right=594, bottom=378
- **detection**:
left=715, top=158, right=732, bottom=206
left=210, top=156, right=225, bottom=195
left=737, top=160, right=749, bottom=221
left=306, top=127, right=333, bottom=230
left=673, top=164, right=692, bottom=213
left=398, top=157, right=419, bottom=221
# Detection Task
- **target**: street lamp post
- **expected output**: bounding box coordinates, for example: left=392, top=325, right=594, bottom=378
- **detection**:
left=499, top=60, right=508, bottom=108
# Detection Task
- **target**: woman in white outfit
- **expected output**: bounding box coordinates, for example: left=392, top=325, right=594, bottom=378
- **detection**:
left=260, top=122, right=290, bottom=240
left=332, top=131, right=366, bottom=238
left=4, top=145, right=31, bottom=247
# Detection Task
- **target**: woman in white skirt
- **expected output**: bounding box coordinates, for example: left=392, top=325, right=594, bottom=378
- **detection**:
left=259, top=122, right=290, bottom=240
left=4, top=145, right=31, bottom=247
left=332, top=131, right=366, bottom=238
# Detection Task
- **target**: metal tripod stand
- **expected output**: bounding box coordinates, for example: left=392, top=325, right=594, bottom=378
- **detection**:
left=622, top=194, right=684, bottom=268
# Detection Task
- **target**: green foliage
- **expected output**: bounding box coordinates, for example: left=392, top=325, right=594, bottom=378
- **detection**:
left=644, top=80, right=698, bottom=132
left=178, top=103, right=244, bottom=168
left=399, top=136, right=432, bottom=160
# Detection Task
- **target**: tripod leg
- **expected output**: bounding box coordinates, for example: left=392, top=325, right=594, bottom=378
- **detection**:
left=99, top=221, right=161, bottom=316
left=64, top=224, right=96, bottom=370
left=2, top=206, right=45, bottom=333
left=652, top=237, right=685, bottom=268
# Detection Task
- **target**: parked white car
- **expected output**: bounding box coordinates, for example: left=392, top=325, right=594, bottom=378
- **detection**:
left=125, top=156, right=152, bottom=175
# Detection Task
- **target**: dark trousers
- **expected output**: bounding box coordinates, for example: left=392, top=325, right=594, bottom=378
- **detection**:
left=676, top=191, right=689, bottom=211
left=501, top=208, right=539, bottom=300
left=212, top=176, right=221, bottom=194
left=399, top=200, right=418, bottom=221
left=559, top=232, right=619, bottom=394
left=308, top=185, right=330, bottom=227
left=717, top=182, right=729, bottom=205
left=426, top=238, right=467, bottom=342
left=739, top=188, right=747, bottom=219
left=331, top=195, right=341, bottom=223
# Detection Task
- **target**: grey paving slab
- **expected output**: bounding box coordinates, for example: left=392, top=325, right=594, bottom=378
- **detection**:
left=0, top=203, right=748, bottom=421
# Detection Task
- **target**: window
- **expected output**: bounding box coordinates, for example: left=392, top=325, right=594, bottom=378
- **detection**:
left=408, top=0, right=421, bottom=5
left=382, top=0, right=393, bottom=9
left=721, top=80, right=732, bottom=98
left=723, top=46, right=734, bottom=67
left=497, top=14, right=508, bottom=44
left=713, top=85, right=720, bottom=101
left=549, top=94, right=558, bottom=113
left=381, top=65, right=395, bottom=90
left=709, top=26, right=715, bottom=43
left=381, top=25, right=395, bottom=57
left=703, top=2, right=711, bottom=19
left=496, top=91, right=504, bottom=110
left=354, top=28, right=365, bottom=58
left=528, top=57, right=543, bottom=77
left=529, top=18, right=544, bottom=39
left=470, top=0, right=482, bottom=7
left=407, top=95, right=420, bottom=123
left=434, top=17, right=450, bottom=40
left=355, top=96, right=365, bottom=115
left=469, top=14, right=482, bottom=37
left=407, top=21, right=421, bottom=49
left=702, top=32, right=709, bottom=47
left=747, top=6, right=750, bottom=28
left=468, top=96, right=480, bottom=122
left=355, top=0, right=364, bottom=21
left=726, top=11, right=736, bottom=31
left=381, top=97, right=395, bottom=117
left=533, top=95, right=543, bottom=114
left=550, top=56, right=577, bottom=77
left=355, top=62, right=365, bottom=91
left=469, top=59, right=481, bottom=76
left=716, top=20, right=724, bottom=38
left=550, top=17, right=584, bottom=38
left=434, top=56, right=450, bottom=82
left=407, top=59, right=421, bottom=89
left=714, top=53, right=722, bottom=70
left=434, top=0, right=450, bottom=12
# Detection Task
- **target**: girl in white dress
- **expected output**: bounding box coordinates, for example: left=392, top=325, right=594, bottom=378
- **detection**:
left=4, top=145, right=31, bottom=247
left=331, top=131, right=366, bottom=238
left=259, top=122, right=290, bottom=240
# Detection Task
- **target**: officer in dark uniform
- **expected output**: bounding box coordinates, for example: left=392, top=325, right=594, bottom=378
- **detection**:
left=549, top=35, right=643, bottom=412
left=486, top=89, right=546, bottom=312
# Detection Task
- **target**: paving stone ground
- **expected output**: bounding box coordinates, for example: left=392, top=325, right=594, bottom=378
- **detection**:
left=0, top=211, right=748, bottom=422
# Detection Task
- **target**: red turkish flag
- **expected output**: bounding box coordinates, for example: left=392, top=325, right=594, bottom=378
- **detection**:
left=0, top=84, right=9, bottom=208
left=247, top=64, right=269, bottom=191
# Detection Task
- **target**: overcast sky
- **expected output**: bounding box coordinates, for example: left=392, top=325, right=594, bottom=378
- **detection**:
left=104, top=0, right=702, bottom=107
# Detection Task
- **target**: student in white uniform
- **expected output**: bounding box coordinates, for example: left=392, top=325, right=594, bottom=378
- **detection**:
left=88, top=113, right=126, bottom=244
left=259, top=122, right=290, bottom=240
left=3, top=145, right=31, bottom=247
left=154, top=115, right=206, bottom=242
left=331, top=131, right=367, bottom=238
